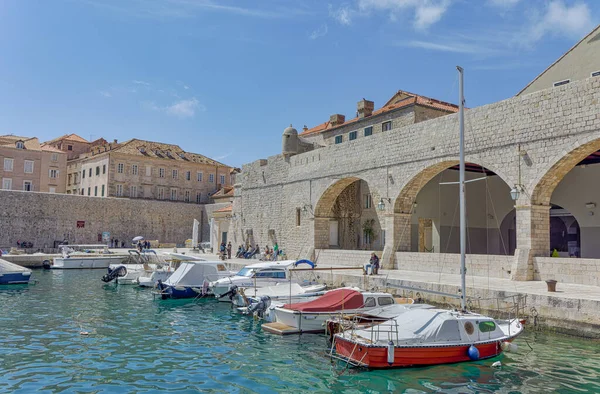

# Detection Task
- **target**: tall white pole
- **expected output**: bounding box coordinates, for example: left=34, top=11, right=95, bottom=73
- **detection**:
left=457, top=65, right=467, bottom=312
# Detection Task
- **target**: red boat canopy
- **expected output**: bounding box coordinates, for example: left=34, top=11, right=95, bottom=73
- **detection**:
left=282, top=289, right=364, bottom=312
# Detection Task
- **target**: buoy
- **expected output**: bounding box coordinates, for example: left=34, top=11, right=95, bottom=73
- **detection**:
left=491, top=361, right=502, bottom=368
left=387, top=341, right=395, bottom=365
left=500, top=341, right=518, bottom=353
left=80, top=331, right=89, bottom=336
left=468, top=345, right=480, bottom=360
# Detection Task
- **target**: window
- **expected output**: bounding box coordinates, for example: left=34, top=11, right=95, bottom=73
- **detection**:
left=96, top=166, right=100, bottom=176
left=364, top=194, right=372, bottom=209
left=67, top=145, right=73, bottom=151
left=16, top=141, right=25, bottom=149
left=197, top=172, right=203, bottom=182
left=132, top=164, right=138, bottom=175
left=363, top=229, right=372, bottom=246
left=80, top=188, right=84, bottom=195
left=88, top=168, right=92, bottom=177
left=378, top=297, right=394, bottom=306
left=117, top=163, right=124, bottom=174
left=170, top=188, right=177, bottom=201
left=172, top=169, right=178, bottom=179
left=553, top=79, right=570, bottom=87
left=592, top=71, right=600, bottom=77
left=159, top=168, right=165, bottom=178
left=220, top=175, right=225, bottom=185
left=209, top=174, right=214, bottom=183
left=103, top=164, right=106, bottom=174
left=51, top=153, right=58, bottom=162
left=382, top=121, right=392, bottom=131
left=23, top=181, right=32, bottom=191
left=158, top=187, right=165, bottom=199
left=101, top=184, right=105, bottom=197
left=24, top=160, right=34, bottom=174
left=74, top=173, right=78, bottom=184
left=116, top=184, right=123, bottom=196
left=94, top=186, right=98, bottom=196
left=2, top=178, right=12, bottom=190
left=82, top=169, right=85, bottom=179
left=196, top=192, right=202, bottom=203
left=479, top=321, right=496, bottom=333
left=186, top=171, right=191, bottom=181
left=364, top=297, right=376, bottom=307
left=184, top=190, right=190, bottom=202
left=145, top=166, right=151, bottom=176
left=49, top=169, right=59, bottom=179
left=130, top=185, right=137, bottom=198
left=349, top=131, right=357, bottom=141
left=364, top=126, right=373, bottom=137
left=3, top=158, right=13, bottom=172
left=87, top=187, right=91, bottom=196
left=296, top=208, right=301, bottom=226
left=334, top=135, right=343, bottom=144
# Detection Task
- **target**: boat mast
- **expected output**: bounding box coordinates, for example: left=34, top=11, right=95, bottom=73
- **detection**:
left=457, top=65, right=466, bottom=312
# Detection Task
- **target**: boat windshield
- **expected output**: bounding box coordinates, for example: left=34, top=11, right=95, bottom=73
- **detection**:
left=236, top=268, right=255, bottom=277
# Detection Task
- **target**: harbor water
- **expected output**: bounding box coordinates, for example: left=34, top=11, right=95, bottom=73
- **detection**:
left=1, top=270, right=600, bottom=393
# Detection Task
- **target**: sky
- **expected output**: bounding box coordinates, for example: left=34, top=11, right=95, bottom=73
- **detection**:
left=0, top=0, right=597, bottom=167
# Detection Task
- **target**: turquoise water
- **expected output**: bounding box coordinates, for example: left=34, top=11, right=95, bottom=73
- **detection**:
left=1, top=270, right=599, bottom=393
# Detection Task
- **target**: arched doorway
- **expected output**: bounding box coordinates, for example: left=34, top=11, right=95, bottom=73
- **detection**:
left=393, top=161, right=514, bottom=255
left=314, top=178, right=383, bottom=250
left=531, top=138, right=600, bottom=258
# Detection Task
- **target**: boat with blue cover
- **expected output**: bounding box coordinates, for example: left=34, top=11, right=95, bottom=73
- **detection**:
left=155, top=260, right=235, bottom=299
left=0, top=258, right=32, bottom=285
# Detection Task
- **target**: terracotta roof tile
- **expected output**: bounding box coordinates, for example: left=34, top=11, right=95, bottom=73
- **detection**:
left=299, top=90, right=459, bottom=137
left=44, top=133, right=89, bottom=145
left=214, top=205, right=233, bottom=213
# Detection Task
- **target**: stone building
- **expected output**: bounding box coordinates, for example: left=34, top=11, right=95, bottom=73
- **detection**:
left=66, top=138, right=232, bottom=202
left=229, top=27, right=600, bottom=287
left=0, top=135, right=67, bottom=193
left=42, top=133, right=107, bottom=160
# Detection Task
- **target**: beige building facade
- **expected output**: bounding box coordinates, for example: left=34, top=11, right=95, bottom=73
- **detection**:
left=68, top=139, right=232, bottom=202
left=0, top=135, right=67, bottom=193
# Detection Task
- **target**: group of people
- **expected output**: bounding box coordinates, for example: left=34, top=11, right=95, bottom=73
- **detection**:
left=229, top=243, right=281, bottom=261
left=109, top=238, right=126, bottom=248
left=136, top=240, right=151, bottom=252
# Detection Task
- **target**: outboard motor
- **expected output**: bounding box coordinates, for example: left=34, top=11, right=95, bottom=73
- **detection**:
left=247, top=296, right=271, bottom=318
left=218, top=285, right=238, bottom=301
left=101, top=265, right=127, bottom=283
left=42, top=260, right=52, bottom=269
left=156, top=280, right=169, bottom=300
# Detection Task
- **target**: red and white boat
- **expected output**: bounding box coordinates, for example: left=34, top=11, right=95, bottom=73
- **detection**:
left=333, top=308, right=523, bottom=368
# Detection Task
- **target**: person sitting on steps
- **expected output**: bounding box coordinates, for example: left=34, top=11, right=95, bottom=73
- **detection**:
left=370, top=252, right=380, bottom=275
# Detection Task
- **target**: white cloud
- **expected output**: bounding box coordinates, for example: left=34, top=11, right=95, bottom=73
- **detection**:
left=488, top=0, right=520, bottom=7
left=145, top=97, right=205, bottom=118
left=309, top=24, right=329, bottom=39
left=353, top=0, right=451, bottom=29
left=99, top=90, right=112, bottom=98
left=403, top=40, right=483, bottom=54
left=528, top=1, right=594, bottom=43
left=329, top=4, right=353, bottom=25
left=166, top=98, right=204, bottom=118
left=132, top=80, right=150, bottom=86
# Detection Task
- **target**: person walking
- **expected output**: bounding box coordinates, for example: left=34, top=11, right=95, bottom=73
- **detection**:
left=226, top=242, right=232, bottom=259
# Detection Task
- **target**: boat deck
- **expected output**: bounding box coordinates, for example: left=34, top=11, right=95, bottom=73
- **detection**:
left=262, top=322, right=302, bottom=335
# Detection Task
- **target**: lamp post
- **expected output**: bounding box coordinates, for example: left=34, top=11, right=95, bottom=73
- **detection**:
left=510, top=185, right=521, bottom=201
left=377, top=198, right=386, bottom=211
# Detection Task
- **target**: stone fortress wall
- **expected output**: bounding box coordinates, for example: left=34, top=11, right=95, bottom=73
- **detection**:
left=233, top=76, right=600, bottom=283
left=0, top=189, right=222, bottom=250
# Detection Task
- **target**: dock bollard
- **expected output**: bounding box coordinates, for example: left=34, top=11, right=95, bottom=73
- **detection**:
left=545, top=279, right=557, bottom=292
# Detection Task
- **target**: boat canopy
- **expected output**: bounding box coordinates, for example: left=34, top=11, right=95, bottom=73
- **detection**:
left=0, top=259, right=32, bottom=274
left=293, top=259, right=315, bottom=268
left=282, top=289, right=364, bottom=312
left=165, top=262, right=221, bottom=286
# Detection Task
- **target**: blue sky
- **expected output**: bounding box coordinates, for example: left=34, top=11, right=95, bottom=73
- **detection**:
left=0, top=0, right=597, bottom=167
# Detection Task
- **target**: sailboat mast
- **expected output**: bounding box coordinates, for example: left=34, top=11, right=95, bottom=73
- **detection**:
left=457, top=66, right=467, bottom=312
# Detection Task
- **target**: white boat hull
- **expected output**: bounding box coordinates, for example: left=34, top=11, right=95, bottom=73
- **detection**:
left=53, top=255, right=126, bottom=269
left=273, top=307, right=368, bottom=333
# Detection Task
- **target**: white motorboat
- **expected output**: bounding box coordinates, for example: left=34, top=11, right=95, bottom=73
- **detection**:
left=155, top=260, right=236, bottom=299
left=137, top=252, right=206, bottom=287
left=231, top=282, right=327, bottom=308
left=0, top=258, right=32, bottom=284
left=51, top=244, right=127, bottom=269
left=265, top=288, right=400, bottom=334
left=210, top=259, right=318, bottom=302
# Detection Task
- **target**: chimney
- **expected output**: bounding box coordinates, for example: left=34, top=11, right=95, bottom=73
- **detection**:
left=357, top=99, right=374, bottom=118
left=303, top=125, right=308, bottom=132
left=113, top=139, right=118, bottom=144
left=329, top=114, right=346, bottom=127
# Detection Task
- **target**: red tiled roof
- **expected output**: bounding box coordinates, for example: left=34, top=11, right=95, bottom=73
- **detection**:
left=214, top=205, right=232, bottom=213
left=44, top=133, right=89, bottom=144
left=300, top=90, right=459, bottom=137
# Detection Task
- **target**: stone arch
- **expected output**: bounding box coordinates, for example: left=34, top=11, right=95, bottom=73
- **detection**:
left=313, top=177, right=382, bottom=250
left=531, top=137, right=600, bottom=206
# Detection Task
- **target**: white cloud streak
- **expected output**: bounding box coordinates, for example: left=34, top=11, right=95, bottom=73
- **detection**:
left=309, top=24, right=329, bottom=39
left=145, top=97, right=205, bottom=118
left=527, top=1, right=594, bottom=44
left=488, top=0, right=521, bottom=7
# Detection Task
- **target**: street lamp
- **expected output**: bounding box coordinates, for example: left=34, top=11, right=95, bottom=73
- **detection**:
left=510, top=185, right=521, bottom=201
left=377, top=198, right=386, bottom=211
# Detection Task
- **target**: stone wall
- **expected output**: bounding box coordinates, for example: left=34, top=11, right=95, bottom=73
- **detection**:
left=0, top=189, right=211, bottom=250
left=534, top=257, right=600, bottom=286
left=396, top=252, right=513, bottom=279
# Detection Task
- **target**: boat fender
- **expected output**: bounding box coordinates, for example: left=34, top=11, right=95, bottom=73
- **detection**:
left=491, top=361, right=502, bottom=368
left=387, top=341, right=395, bottom=365
left=42, top=260, right=52, bottom=269
left=500, top=341, right=518, bottom=353
left=468, top=345, right=480, bottom=361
